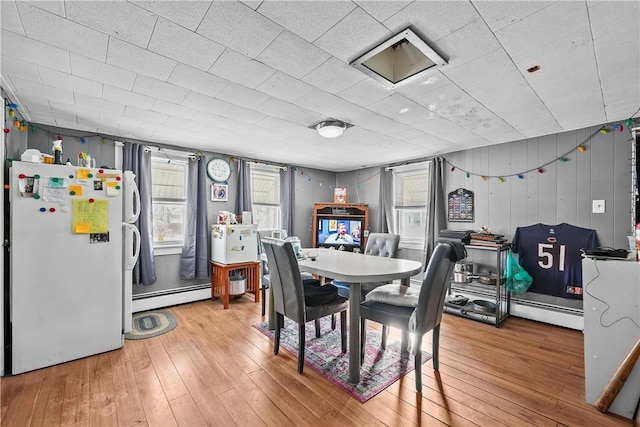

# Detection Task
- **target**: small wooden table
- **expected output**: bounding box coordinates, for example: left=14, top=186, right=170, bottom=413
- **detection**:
left=210, top=260, right=261, bottom=309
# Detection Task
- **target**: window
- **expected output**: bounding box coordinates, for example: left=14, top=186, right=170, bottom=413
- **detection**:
left=393, top=162, right=430, bottom=248
left=250, top=165, right=280, bottom=230
left=151, top=154, right=188, bottom=247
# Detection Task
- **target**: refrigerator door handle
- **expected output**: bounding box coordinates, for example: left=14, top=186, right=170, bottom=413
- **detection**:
left=124, top=223, right=141, bottom=270
left=123, top=171, right=141, bottom=223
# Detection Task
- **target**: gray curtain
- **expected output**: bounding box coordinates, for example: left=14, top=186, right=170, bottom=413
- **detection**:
left=180, top=155, right=209, bottom=279
left=423, top=157, right=446, bottom=262
left=235, top=159, right=252, bottom=214
left=123, top=143, right=156, bottom=285
left=379, top=167, right=395, bottom=233
left=280, top=167, right=294, bottom=235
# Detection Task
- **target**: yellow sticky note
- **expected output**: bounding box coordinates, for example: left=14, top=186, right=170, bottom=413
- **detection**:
left=69, top=185, right=83, bottom=196
left=77, top=169, right=90, bottom=179
left=75, top=222, right=90, bottom=234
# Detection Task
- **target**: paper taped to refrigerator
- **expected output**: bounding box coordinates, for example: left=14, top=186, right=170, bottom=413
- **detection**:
left=72, top=198, right=109, bottom=233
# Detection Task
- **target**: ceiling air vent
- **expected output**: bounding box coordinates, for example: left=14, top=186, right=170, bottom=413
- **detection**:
left=350, top=28, right=447, bottom=89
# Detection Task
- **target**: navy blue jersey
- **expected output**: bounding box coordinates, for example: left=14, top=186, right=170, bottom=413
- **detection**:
left=512, top=223, right=599, bottom=299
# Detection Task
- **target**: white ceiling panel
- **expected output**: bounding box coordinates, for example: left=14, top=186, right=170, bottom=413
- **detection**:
left=131, top=0, right=212, bottom=31
left=208, top=49, right=276, bottom=89
left=16, top=1, right=108, bottom=62
left=256, top=1, right=356, bottom=43
left=148, top=18, right=225, bottom=71
left=256, top=31, right=331, bottom=79
left=196, top=1, right=282, bottom=58
left=314, top=7, right=392, bottom=63
left=70, top=54, right=137, bottom=90
left=65, top=1, right=157, bottom=48
left=106, top=38, right=176, bottom=81
left=2, top=0, right=638, bottom=172
left=2, top=30, right=71, bottom=73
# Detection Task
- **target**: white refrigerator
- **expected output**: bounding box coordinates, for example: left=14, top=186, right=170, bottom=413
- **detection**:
left=8, top=161, right=140, bottom=375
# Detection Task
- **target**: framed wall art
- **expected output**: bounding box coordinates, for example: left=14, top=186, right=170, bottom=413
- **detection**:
left=211, top=184, right=228, bottom=202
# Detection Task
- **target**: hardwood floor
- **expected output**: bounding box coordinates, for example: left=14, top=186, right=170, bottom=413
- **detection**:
left=1, top=295, right=633, bottom=427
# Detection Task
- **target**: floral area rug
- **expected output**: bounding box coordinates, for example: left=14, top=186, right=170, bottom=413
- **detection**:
left=253, top=317, right=431, bottom=402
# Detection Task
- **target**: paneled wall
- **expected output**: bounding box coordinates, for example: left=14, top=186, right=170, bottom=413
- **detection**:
left=444, top=125, right=633, bottom=249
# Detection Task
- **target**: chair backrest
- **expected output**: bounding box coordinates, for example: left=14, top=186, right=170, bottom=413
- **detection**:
left=261, top=238, right=306, bottom=323
left=412, top=241, right=466, bottom=334
left=364, top=233, right=400, bottom=258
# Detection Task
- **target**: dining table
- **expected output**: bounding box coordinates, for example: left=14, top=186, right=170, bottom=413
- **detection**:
left=267, top=248, right=423, bottom=384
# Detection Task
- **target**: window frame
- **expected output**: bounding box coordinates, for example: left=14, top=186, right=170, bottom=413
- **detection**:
left=250, top=163, right=281, bottom=231
left=150, top=149, right=190, bottom=253
left=393, top=161, right=430, bottom=250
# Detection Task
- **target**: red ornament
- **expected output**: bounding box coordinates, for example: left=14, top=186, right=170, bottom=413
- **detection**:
left=57, top=135, right=63, bottom=140
left=537, top=168, right=544, bottom=174
left=3, top=128, right=9, bottom=134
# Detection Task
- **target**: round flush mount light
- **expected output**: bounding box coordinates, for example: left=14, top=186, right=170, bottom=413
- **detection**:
left=314, top=120, right=349, bottom=138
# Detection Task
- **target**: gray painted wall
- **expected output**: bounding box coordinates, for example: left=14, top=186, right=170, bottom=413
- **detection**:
left=443, top=125, right=633, bottom=248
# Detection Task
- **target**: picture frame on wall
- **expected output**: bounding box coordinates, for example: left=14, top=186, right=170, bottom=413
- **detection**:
left=211, top=184, right=228, bottom=202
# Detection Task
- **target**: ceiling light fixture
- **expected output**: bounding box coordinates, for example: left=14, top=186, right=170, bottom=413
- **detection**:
left=311, top=120, right=352, bottom=138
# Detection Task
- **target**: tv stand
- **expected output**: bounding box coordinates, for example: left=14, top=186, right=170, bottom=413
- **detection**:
left=312, top=203, right=369, bottom=251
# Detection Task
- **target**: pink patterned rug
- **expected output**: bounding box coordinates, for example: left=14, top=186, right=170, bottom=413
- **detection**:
left=253, top=317, right=430, bottom=402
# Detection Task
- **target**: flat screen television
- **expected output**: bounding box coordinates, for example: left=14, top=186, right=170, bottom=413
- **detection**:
left=317, top=218, right=362, bottom=251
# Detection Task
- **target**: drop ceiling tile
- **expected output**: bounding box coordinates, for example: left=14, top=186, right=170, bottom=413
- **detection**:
left=1, top=1, right=24, bottom=35
left=107, top=38, right=177, bottom=81
left=65, top=1, right=156, bottom=48
left=257, top=72, right=315, bottom=103
left=288, top=109, right=327, bottom=128
left=382, top=1, right=478, bottom=41
left=1, top=30, right=71, bottom=73
left=70, top=54, right=137, bottom=90
left=442, top=48, right=515, bottom=89
left=220, top=104, right=267, bottom=124
left=34, top=64, right=103, bottom=97
left=295, top=88, right=346, bottom=117
left=337, top=78, right=392, bottom=107
left=15, top=1, right=108, bottom=62
left=132, top=75, right=190, bottom=104
left=74, top=93, right=126, bottom=115
left=314, top=8, right=392, bottom=63
left=124, top=105, right=170, bottom=124
left=182, top=92, right=233, bottom=116
left=148, top=18, right=224, bottom=71
left=494, top=2, right=591, bottom=57
left=197, top=1, right=283, bottom=58
left=98, top=112, right=141, bottom=130
left=253, top=97, right=303, bottom=121
left=151, top=99, right=198, bottom=120
left=473, top=1, right=556, bottom=33
left=0, top=56, right=40, bottom=84
left=256, top=31, right=330, bottom=79
left=209, top=49, right=276, bottom=89
left=215, top=82, right=271, bottom=109
left=434, top=18, right=501, bottom=70
left=103, top=85, right=156, bottom=110
left=393, top=70, right=451, bottom=99
left=354, top=1, right=412, bottom=22
left=302, top=57, right=366, bottom=94
left=256, top=1, right=356, bottom=42
left=131, top=0, right=212, bottom=31
left=167, top=63, right=228, bottom=98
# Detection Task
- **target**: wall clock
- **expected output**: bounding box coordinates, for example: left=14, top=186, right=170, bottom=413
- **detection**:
left=207, top=158, right=231, bottom=182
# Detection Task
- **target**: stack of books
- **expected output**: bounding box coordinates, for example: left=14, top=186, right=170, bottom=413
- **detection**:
left=469, top=232, right=508, bottom=247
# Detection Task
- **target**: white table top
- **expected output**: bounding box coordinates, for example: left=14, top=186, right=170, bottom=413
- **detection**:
left=297, top=248, right=423, bottom=283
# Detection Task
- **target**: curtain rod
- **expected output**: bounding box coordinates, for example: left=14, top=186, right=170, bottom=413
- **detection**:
left=384, top=155, right=439, bottom=171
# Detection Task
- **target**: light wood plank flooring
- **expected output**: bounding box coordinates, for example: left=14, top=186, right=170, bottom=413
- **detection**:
left=1, top=294, right=634, bottom=427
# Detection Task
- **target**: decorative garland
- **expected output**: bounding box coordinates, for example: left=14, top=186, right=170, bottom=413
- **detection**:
left=444, top=118, right=637, bottom=182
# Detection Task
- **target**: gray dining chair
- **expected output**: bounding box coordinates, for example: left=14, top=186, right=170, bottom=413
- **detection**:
left=332, top=233, right=401, bottom=299
left=262, top=237, right=349, bottom=374
left=359, top=241, right=466, bottom=392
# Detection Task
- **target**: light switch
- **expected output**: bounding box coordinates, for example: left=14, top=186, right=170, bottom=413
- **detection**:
left=592, top=200, right=605, bottom=213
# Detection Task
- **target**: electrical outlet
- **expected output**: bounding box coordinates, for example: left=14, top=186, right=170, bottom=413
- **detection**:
left=592, top=200, right=605, bottom=214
